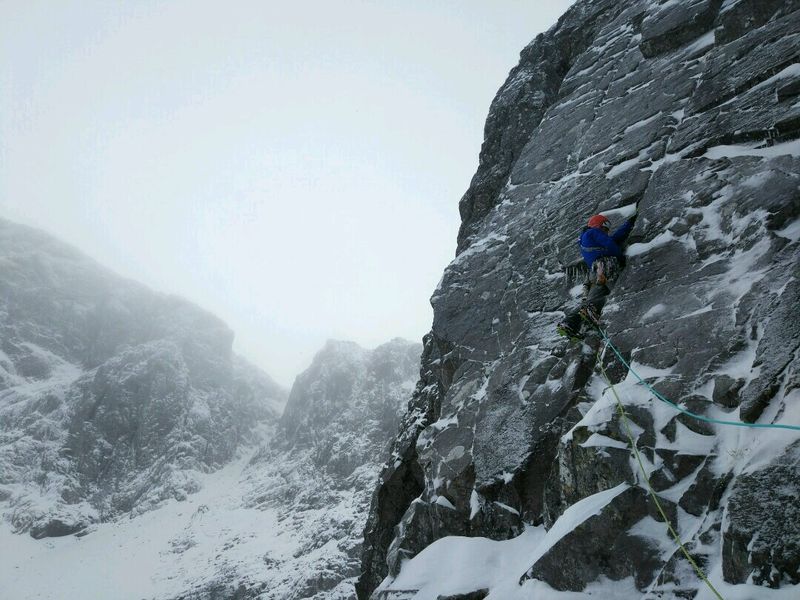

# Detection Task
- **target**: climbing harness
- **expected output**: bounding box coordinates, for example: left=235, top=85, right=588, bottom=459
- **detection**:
left=595, top=326, right=800, bottom=433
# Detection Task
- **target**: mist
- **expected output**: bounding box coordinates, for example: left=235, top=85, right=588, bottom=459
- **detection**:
left=1, top=0, right=574, bottom=386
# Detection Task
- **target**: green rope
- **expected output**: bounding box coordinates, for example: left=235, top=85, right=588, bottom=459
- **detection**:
left=595, top=327, right=800, bottom=432
left=595, top=346, right=725, bottom=600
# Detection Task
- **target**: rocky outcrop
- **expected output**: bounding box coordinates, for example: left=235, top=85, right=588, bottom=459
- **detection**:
left=522, top=486, right=659, bottom=591
left=638, top=0, right=723, bottom=58
left=0, top=218, right=286, bottom=534
left=202, top=338, right=422, bottom=600
left=280, top=339, right=420, bottom=463
left=456, top=0, right=628, bottom=253
left=360, top=1, right=800, bottom=597
left=722, top=441, right=800, bottom=587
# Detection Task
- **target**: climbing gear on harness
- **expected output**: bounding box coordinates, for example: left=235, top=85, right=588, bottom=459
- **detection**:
left=587, top=214, right=610, bottom=229
left=556, top=323, right=584, bottom=342
left=592, top=256, right=620, bottom=284
left=579, top=305, right=601, bottom=325
left=594, top=259, right=607, bottom=285
left=564, top=260, right=590, bottom=283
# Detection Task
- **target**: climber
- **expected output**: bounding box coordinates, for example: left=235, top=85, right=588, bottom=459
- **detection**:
left=556, top=210, right=637, bottom=340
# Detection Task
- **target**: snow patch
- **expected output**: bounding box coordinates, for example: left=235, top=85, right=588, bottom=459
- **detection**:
left=627, top=230, right=677, bottom=256
left=600, top=202, right=639, bottom=221
left=749, top=63, right=800, bottom=94
left=623, top=111, right=662, bottom=135
left=378, top=527, right=547, bottom=600
left=434, top=496, right=456, bottom=510
left=606, top=154, right=642, bottom=179
left=0, top=455, right=295, bottom=600
left=703, top=139, right=800, bottom=159
left=380, top=485, right=630, bottom=600
left=469, top=490, right=481, bottom=520
left=683, top=30, right=716, bottom=56
left=580, top=433, right=629, bottom=450
left=641, top=303, right=666, bottom=322
left=775, top=218, right=800, bottom=242
left=527, top=484, right=630, bottom=566
left=451, top=233, right=509, bottom=266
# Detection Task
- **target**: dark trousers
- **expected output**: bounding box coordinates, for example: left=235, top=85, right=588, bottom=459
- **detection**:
left=563, top=257, right=620, bottom=330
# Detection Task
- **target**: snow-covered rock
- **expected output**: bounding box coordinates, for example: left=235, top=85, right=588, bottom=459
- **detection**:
left=0, top=218, right=422, bottom=600
left=359, top=1, right=800, bottom=598
left=229, top=338, right=421, bottom=600
left=0, top=218, right=285, bottom=547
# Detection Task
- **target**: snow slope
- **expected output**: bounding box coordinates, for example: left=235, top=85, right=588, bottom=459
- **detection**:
left=0, top=454, right=290, bottom=600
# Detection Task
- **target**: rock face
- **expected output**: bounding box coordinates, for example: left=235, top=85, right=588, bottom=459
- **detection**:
left=359, top=1, right=800, bottom=597
left=524, top=486, right=659, bottom=591
left=0, top=218, right=286, bottom=535
left=722, top=441, right=800, bottom=587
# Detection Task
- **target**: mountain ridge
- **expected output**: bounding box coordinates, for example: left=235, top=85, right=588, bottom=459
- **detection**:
left=0, top=216, right=287, bottom=537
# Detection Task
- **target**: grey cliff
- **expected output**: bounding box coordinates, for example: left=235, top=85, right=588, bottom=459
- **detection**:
left=358, top=0, right=800, bottom=597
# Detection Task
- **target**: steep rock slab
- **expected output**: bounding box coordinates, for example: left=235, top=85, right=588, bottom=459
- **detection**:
left=542, top=409, right=643, bottom=527
left=639, top=0, right=723, bottom=59
left=716, top=0, right=800, bottom=44
left=359, top=1, right=800, bottom=597
left=723, top=442, right=800, bottom=587
left=739, top=275, right=800, bottom=422
left=456, top=0, right=628, bottom=252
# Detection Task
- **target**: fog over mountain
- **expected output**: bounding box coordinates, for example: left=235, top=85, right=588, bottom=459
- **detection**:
left=0, top=0, right=575, bottom=388
left=0, top=218, right=420, bottom=599
left=0, top=218, right=286, bottom=534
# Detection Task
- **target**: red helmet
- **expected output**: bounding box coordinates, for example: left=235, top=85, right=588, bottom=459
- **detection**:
left=587, top=214, right=610, bottom=229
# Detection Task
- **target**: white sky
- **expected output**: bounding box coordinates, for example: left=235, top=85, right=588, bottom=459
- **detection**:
left=1, top=0, right=573, bottom=387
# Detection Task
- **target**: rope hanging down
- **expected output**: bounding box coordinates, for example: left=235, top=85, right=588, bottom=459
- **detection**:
left=595, top=344, right=725, bottom=600
left=595, top=327, right=800, bottom=433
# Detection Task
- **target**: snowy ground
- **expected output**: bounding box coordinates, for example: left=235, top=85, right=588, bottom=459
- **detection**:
left=0, top=453, right=296, bottom=600
left=378, top=480, right=800, bottom=600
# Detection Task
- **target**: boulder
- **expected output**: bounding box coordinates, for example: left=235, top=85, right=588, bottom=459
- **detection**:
left=522, top=486, right=661, bottom=591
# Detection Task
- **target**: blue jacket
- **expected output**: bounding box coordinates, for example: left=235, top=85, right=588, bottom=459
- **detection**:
left=579, top=219, right=634, bottom=267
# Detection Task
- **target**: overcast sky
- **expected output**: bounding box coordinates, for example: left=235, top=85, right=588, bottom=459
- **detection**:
left=1, top=0, right=573, bottom=387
